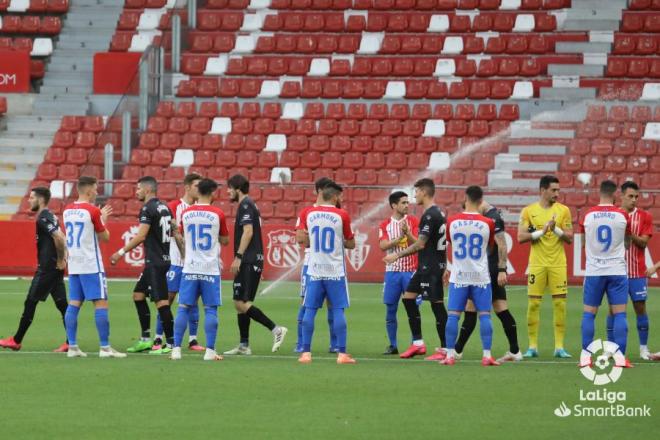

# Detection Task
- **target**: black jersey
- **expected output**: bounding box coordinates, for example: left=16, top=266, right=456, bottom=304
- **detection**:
left=484, top=206, right=506, bottom=275
left=36, top=209, right=60, bottom=271
left=234, top=197, right=264, bottom=264
left=139, top=197, right=172, bottom=266
left=417, top=205, right=447, bottom=273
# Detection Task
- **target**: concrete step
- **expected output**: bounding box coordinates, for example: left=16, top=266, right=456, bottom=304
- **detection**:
left=0, top=169, right=37, bottom=180
left=501, top=211, right=522, bottom=223
left=0, top=203, right=21, bottom=215
left=40, top=85, right=93, bottom=95
left=562, top=19, right=621, bottom=31
left=0, top=186, right=29, bottom=197
left=4, top=116, right=61, bottom=132
left=555, top=42, right=612, bottom=54
left=47, top=64, right=93, bottom=74
left=568, top=0, right=627, bottom=9
left=494, top=153, right=558, bottom=172
left=487, top=195, right=538, bottom=206
left=0, top=136, right=52, bottom=148
left=0, top=146, right=49, bottom=155
left=510, top=123, right=574, bottom=139
left=539, top=87, right=597, bottom=100
left=42, top=75, right=93, bottom=86
left=508, top=145, right=567, bottom=155
left=48, top=57, right=94, bottom=67
left=547, top=64, right=604, bottom=76
left=56, top=40, right=109, bottom=50
left=488, top=178, right=538, bottom=189
left=0, top=154, right=46, bottom=166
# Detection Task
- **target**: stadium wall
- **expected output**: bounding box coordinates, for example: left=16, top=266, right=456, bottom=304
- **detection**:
left=1, top=221, right=658, bottom=285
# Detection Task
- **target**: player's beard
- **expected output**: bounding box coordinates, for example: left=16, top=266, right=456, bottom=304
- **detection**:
left=230, top=192, right=238, bottom=202
left=30, top=203, right=39, bottom=212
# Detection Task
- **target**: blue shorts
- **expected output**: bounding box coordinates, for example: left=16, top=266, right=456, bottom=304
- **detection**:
left=304, top=277, right=349, bottom=309
left=383, top=271, right=414, bottom=305
left=628, top=277, right=648, bottom=302
left=167, top=265, right=183, bottom=293
left=179, top=273, right=221, bottom=307
left=69, top=273, right=108, bottom=302
left=447, top=283, right=492, bottom=312
left=299, top=265, right=309, bottom=298
left=583, top=275, right=628, bottom=307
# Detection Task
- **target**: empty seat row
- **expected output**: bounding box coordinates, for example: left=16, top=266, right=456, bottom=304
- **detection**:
left=612, top=34, right=660, bottom=55
left=627, top=0, right=660, bottom=10
left=597, top=80, right=658, bottom=101
left=0, top=0, right=69, bottom=13
left=0, top=36, right=53, bottom=56
left=154, top=101, right=519, bottom=122
left=176, top=77, right=537, bottom=99
left=205, top=0, right=568, bottom=10
left=124, top=0, right=177, bottom=8
left=606, top=57, right=660, bottom=78
left=35, top=163, right=101, bottom=181
left=568, top=138, right=658, bottom=156
left=620, top=12, right=660, bottom=32
left=0, top=15, right=62, bottom=35
left=58, top=115, right=106, bottom=132
left=189, top=32, right=562, bottom=55
left=576, top=121, right=654, bottom=140
left=585, top=105, right=660, bottom=122
left=52, top=131, right=102, bottom=149
left=561, top=155, right=660, bottom=173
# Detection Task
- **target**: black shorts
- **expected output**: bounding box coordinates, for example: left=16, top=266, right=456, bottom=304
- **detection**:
left=490, top=271, right=507, bottom=301
left=28, top=269, right=66, bottom=302
left=233, top=262, right=263, bottom=302
left=406, top=270, right=444, bottom=302
left=134, top=265, right=169, bottom=302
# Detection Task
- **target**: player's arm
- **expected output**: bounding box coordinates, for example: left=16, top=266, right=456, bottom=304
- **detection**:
left=219, top=214, right=230, bottom=247
left=400, top=219, right=418, bottom=245
left=383, top=234, right=428, bottom=264
left=52, top=229, right=67, bottom=269
left=552, top=209, right=573, bottom=244
left=494, top=231, right=508, bottom=285
left=231, top=223, right=252, bottom=274
left=344, top=238, right=356, bottom=249
left=296, top=229, right=310, bottom=247
left=517, top=208, right=535, bottom=243
left=110, top=223, right=149, bottom=264
left=173, top=223, right=185, bottom=257
left=646, top=261, right=660, bottom=277
left=96, top=205, right=112, bottom=242
left=379, top=236, right=404, bottom=251
left=630, top=234, right=649, bottom=248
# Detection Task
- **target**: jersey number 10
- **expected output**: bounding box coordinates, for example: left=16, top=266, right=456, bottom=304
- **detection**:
left=311, top=226, right=336, bottom=254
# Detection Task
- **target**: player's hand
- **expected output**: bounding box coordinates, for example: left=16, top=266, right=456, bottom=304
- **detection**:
left=56, top=259, right=66, bottom=270
left=100, top=205, right=113, bottom=224
left=383, top=253, right=398, bottom=264
left=546, top=214, right=557, bottom=232
left=230, top=257, right=241, bottom=275
left=400, top=220, right=409, bottom=235
left=646, top=266, right=657, bottom=277
left=442, top=270, right=450, bottom=286
left=497, top=271, right=508, bottom=286
left=110, top=252, right=121, bottom=265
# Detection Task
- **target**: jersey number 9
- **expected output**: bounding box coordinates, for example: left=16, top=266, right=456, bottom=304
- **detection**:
left=596, top=225, right=612, bottom=252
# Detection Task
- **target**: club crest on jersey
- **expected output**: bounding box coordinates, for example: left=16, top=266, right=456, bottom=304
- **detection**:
left=121, top=226, right=145, bottom=267
left=266, top=229, right=301, bottom=268
left=345, top=230, right=370, bottom=271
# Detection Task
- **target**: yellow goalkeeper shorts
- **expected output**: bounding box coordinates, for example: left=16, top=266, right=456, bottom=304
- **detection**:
left=527, top=266, right=568, bottom=296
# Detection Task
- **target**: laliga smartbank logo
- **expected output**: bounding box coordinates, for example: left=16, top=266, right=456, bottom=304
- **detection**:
left=553, top=339, right=651, bottom=418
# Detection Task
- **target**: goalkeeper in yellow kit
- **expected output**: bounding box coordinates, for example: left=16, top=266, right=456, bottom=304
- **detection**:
left=517, top=175, right=574, bottom=358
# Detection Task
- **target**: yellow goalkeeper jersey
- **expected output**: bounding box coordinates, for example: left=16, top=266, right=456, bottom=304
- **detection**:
left=519, top=202, right=572, bottom=267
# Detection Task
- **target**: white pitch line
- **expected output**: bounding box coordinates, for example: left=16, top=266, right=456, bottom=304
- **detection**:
left=1, top=350, right=659, bottom=367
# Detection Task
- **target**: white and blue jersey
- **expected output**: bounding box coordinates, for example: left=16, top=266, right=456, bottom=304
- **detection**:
left=446, top=212, right=495, bottom=312
left=580, top=205, right=631, bottom=307
left=297, top=205, right=354, bottom=309
left=167, top=265, right=184, bottom=293
left=178, top=204, right=229, bottom=307
left=63, top=201, right=108, bottom=301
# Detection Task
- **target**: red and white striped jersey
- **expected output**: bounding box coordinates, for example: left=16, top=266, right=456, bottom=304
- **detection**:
left=580, top=205, right=631, bottom=277
left=625, top=208, right=654, bottom=278
left=296, top=204, right=315, bottom=266
left=62, top=202, right=107, bottom=274
left=180, top=204, right=229, bottom=276
left=168, top=198, right=190, bottom=267
left=297, top=205, right=354, bottom=279
left=378, top=215, right=419, bottom=272
left=446, top=213, right=495, bottom=285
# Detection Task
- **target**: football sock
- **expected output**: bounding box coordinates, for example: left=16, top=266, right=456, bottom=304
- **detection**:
left=330, top=308, right=347, bottom=353
left=157, top=305, right=175, bottom=346
left=302, top=307, right=318, bottom=352
left=613, top=312, right=628, bottom=354
left=155, top=312, right=163, bottom=339
left=636, top=313, right=649, bottom=346
left=606, top=314, right=614, bottom=342
left=204, top=306, right=218, bottom=351
left=246, top=306, right=276, bottom=331
left=238, top=313, right=250, bottom=345
left=445, top=314, right=460, bottom=350
left=189, top=304, right=200, bottom=341
left=53, top=295, right=68, bottom=338
left=14, top=298, right=38, bottom=344
left=454, top=311, right=477, bottom=354
left=134, top=300, right=151, bottom=339
left=496, top=310, right=520, bottom=354
left=402, top=298, right=422, bottom=341
left=296, top=305, right=305, bottom=347
left=173, top=305, right=189, bottom=348
left=431, top=301, right=448, bottom=348
left=581, top=311, right=596, bottom=350
left=64, top=304, right=80, bottom=346
left=526, top=297, right=541, bottom=348
left=327, top=307, right=337, bottom=349
left=479, top=314, right=493, bottom=351
left=94, top=308, right=110, bottom=347
left=385, top=303, right=398, bottom=348
left=552, top=297, right=567, bottom=349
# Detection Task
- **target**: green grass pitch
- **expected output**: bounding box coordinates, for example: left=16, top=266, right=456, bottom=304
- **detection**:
left=0, top=279, right=658, bottom=439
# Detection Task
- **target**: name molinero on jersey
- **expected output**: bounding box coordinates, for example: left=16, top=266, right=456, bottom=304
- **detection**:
left=180, top=205, right=228, bottom=276
left=580, top=206, right=631, bottom=277
left=62, top=202, right=106, bottom=274
left=447, top=213, right=495, bottom=286
left=298, top=206, right=354, bottom=280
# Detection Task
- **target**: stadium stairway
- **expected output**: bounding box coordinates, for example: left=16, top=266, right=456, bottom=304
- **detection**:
left=33, top=0, right=123, bottom=115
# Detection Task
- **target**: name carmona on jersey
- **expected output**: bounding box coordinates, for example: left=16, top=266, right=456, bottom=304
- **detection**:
left=308, top=211, right=342, bottom=224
